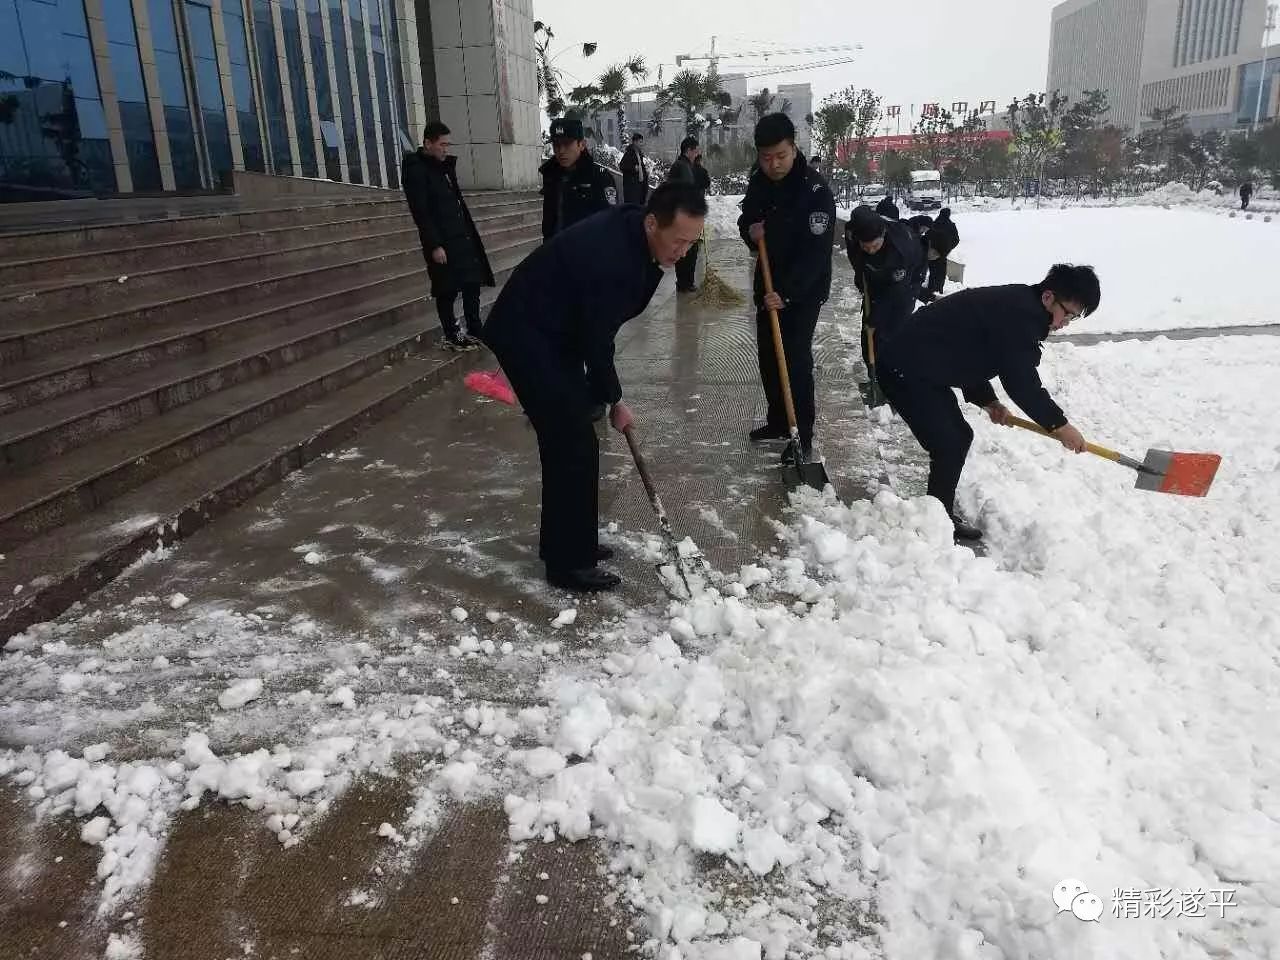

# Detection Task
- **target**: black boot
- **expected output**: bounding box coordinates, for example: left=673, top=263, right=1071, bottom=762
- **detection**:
left=951, top=517, right=983, bottom=542
left=595, top=545, right=614, bottom=562
left=547, top=566, right=621, bottom=592
left=749, top=424, right=788, bottom=442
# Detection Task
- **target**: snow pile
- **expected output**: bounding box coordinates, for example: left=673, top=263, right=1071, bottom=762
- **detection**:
left=705, top=195, right=744, bottom=240
left=953, top=207, right=1280, bottom=333
left=501, top=336, right=1280, bottom=958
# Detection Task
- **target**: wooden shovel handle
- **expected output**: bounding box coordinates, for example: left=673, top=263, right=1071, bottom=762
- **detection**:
left=757, top=234, right=801, bottom=435
left=1005, top=415, right=1129, bottom=466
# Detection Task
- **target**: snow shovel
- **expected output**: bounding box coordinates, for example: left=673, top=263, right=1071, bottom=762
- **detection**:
left=1006, top=416, right=1221, bottom=497
left=857, top=281, right=888, bottom=409
left=622, top=425, right=709, bottom=600
left=757, top=234, right=831, bottom=491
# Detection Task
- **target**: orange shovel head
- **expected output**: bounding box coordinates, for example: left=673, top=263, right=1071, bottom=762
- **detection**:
left=1138, top=450, right=1222, bottom=497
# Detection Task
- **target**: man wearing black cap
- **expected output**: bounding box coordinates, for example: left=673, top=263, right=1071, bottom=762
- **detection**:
left=480, top=183, right=708, bottom=592
left=540, top=115, right=617, bottom=240
left=737, top=113, right=836, bottom=457
left=620, top=132, right=649, bottom=205
left=877, top=264, right=1099, bottom=541
left=667, top=136, right=703, bottom=292
left=845, top=204, right=925, bottom=396
left=924, top=207, right=960, bottom=299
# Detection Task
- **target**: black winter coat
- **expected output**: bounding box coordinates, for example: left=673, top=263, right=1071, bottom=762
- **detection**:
left=620, top=145, right=649, bottom=205
left=694, top=162, right=711, bottom=192
left=846, top=218, right=924, bottom=336
left=401, top=150, right=495, bottom=297
left=880, top=284, right=1068, bottom=431
left=482, top=206, right=663, bottom=405
left=929, top=213, right=960, bottom=257
left=876, top=195, right=900, bottom=220
left=736, top=154, right=836, bottom=308
left=540, top=151, right=617, bottom=240
left=667, top=155, right=697, bottom=186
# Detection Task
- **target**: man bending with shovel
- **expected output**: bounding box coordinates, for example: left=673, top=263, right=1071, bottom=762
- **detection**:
left=877, top=264, right=1100, bottom=542
left=479, top=183, right=707, bottom=592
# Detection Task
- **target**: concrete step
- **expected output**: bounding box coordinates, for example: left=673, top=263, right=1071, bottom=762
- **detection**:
left=0, top=238, right=534, bottom=470
left=0, top=224, right=541, bottom=364
left=0, top=346, right=481, bottom=641
left=0, top=190, right=539, bottom=262
left=0, top=230, right=538, bottom=413
left=0, top=204, right=539, bottom=288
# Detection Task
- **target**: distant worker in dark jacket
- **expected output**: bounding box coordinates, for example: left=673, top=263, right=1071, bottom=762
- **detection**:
left=539, top=115, right=617, bottom=240
left=620, top=133, right=649, bottom=205
left=877, top=264, right=1100, bottom=541
left=737, top=113, right=836, bottom=458
left=1240, top=181, right=1254, bottom=211
left=845, top=205, right=924, bottom=390
left=694, top=154, right=712, bottom=193
left=667, top=136, right=703, bottom=291
left=876, top=193, right=900, bottom=221
left=479, top=183, right=708, bottom=593
left=401, top=121, right=496, bottom=350
left=924, top=207, right=960, bottom=298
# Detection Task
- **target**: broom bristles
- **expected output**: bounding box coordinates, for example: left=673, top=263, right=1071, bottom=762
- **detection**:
left=693, top=265, right=746, bottom=307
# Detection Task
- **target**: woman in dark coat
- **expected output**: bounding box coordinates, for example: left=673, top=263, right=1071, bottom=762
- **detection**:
left=402, top=121, right=495, bottom=349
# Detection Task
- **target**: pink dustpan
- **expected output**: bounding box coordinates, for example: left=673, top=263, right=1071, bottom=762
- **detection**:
left=464, top=370, right=517, bottom=406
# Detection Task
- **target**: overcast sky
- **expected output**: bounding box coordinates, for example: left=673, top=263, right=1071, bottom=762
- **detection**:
left=531, top=0, right=1064, bottom=127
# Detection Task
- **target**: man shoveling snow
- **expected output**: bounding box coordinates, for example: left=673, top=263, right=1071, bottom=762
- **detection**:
left=877, top=263, right=1100, bottom=541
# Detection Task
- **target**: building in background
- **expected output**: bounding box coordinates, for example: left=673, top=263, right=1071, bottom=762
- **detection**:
left=586, top=77, right=814, bottom=163
left=1048, top=0, right=1280, bottom=132
left=0, top=0, right=542, bottom=199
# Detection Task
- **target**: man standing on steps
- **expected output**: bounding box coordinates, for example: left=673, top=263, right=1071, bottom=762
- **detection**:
left=876, top=264, right=1099, bottom=542
left=540, top=115, right=617, bottom=240
left=667, top=137, right=703, bottom=292
left=738, top=113, right=836, bottom=460
left=480, top=183, right=707, bottom=593
left=620, top=133, right=649, bottom=205
left=401, top=122, right=495, bottom=351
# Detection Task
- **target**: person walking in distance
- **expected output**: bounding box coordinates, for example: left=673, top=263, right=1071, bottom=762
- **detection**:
left=667, top=136, right=703, bottom=292
left=539, top=115, right=617, bottom=240
left=401, top=121, right=495, bottom=350
left=924, top=207, right=960, bottom=298
left=1240, top=180, right=1254, bottom=211
left=877, top=264, right=1099, bottom=542
left=479, top=183, right=708, bottom=593
left=738, top=113, right=837, bottom=459
left=621, top=132, right=649, bottom=205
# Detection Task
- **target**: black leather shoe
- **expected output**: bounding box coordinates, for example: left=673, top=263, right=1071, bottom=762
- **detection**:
left=951, top=517, right=983, bottom=542
left=546, top=566, right=621, bottom=592
left=749, top=424, right=788, bottom=442
left=595, top=545, right=614, bottom=562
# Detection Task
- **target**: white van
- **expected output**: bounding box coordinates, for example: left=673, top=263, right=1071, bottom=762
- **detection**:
left=908, top=170, right=943, bottom=210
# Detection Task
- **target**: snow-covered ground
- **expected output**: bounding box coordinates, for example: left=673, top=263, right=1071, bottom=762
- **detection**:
left=3, top=198, right=1279, bottom=959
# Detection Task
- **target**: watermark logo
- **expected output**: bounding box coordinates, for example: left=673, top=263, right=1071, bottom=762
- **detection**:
left=1053, top=879, right=1103, bottom=922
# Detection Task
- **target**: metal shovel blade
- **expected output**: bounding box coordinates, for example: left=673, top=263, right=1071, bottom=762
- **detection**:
left=858, top=378, right=889, bottom=409
left=780, top=441, right=831, bottom=491
left=1136, top=449, right=1222, bottom=497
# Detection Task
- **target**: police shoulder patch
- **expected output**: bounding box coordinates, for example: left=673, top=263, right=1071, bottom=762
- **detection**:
left=809, top=212, right=830, bottom=235
left=605, top=186, right=618, bottom=204
left=892, top=268, right=907, bottom=282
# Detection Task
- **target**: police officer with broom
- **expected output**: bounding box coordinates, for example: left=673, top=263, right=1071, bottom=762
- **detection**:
left=738, top=113, right=836, bottom=459
left=479, top=183, right=707, bottom=592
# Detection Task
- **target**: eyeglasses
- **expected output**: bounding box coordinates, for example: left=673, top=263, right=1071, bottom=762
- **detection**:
left=1055, top=298, right=1083, bottom=323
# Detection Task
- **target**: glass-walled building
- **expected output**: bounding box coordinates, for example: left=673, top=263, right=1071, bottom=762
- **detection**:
left=1, top=0, right=543, bottom=198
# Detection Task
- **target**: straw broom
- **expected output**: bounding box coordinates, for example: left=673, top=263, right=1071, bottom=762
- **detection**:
left=692, top=226, right=745, bottom=308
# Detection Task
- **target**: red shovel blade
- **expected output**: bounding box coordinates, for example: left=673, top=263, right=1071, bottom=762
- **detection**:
left=464, top=370, right=517, bottom=406
left=1138, top=450, right=1222, bottom=497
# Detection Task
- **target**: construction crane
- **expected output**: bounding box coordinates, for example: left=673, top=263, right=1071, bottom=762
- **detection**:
left=675, top=36, right=860, bottom=70
left=626, top=55, right=858, bottom=97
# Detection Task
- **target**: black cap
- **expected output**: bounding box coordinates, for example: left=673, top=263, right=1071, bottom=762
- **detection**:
left=849, top=205, right=887, bottom=243
left=549, top=116, right=584, bottom=141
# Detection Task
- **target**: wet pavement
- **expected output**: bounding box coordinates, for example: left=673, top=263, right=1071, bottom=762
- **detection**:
left=0, top=238, right=910, bottom=959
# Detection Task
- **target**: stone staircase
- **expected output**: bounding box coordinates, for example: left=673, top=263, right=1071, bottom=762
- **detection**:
left=0, top=188, right=540, bottom=639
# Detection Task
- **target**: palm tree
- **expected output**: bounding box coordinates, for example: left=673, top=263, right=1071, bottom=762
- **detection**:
left=749, top=88, right=792, bottom=124
left=594, top=57, right=648, bottom=146
left=657, top=69, right=727, bottom=136
left=533, top=21, right=596, bottom=119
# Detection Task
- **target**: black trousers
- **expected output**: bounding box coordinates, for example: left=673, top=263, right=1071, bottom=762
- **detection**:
left=879, top=367, right=973, bottom=516
left=436, top=284, right=482, bottom=340
left=675, top=242, right=699, bottom=290
left=756, top=300, right=820, bottom=445
left=927, top=257, right=947, bottom=294
left=482, top=331, right=600, bottom=572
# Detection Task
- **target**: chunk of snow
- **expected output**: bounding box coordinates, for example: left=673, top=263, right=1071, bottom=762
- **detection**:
left=217, top=678, right=263, bottom=710
left=551, top=608, right=578, bottom=628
